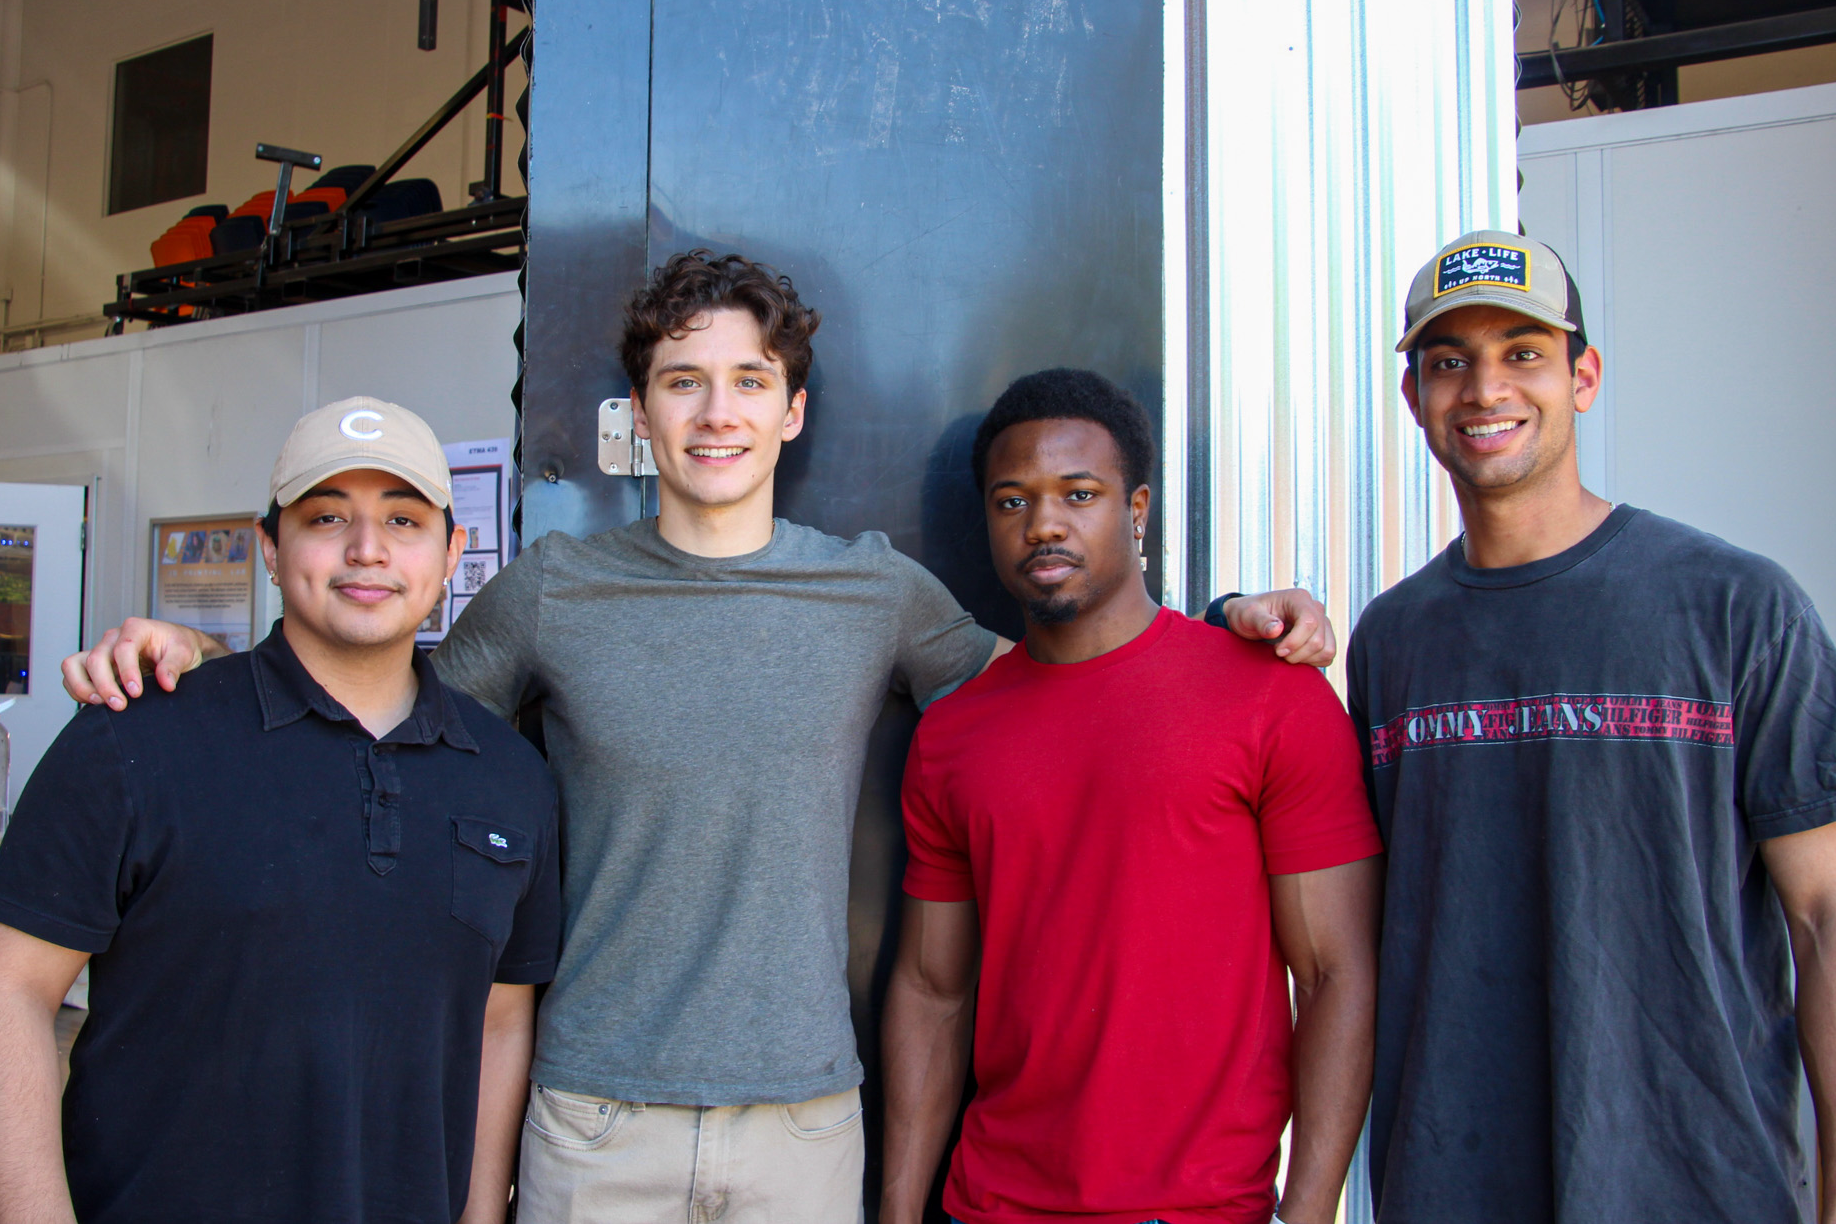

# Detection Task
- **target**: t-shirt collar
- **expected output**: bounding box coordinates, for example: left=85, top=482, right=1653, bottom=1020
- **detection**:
left=250, top=623, right=479, bottom=751
left=627, top=516, right=783, bottom=571
left=1016, top=604, right=1176, bottom=674
left=1444, top=502, right=1640, bottom=590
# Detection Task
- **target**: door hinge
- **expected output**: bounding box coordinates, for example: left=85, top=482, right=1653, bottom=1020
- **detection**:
left=78, top=520, right=87, bottom=552
left=596, top=398, right=657, bottom=478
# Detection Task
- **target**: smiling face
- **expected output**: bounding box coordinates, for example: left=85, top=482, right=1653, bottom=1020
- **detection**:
left=983, top=417, right=1150, bottom=627
left=260, top=468, right=463, bottom=656
left=1404, top=303, right=1601, bottom=497
left=631, top=307, right=807, bottom=526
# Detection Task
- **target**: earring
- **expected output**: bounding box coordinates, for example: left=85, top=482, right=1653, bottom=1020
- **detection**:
left=268, top=571, right=279, bottom=585
left=1136, top=524, right=1147, bottom=571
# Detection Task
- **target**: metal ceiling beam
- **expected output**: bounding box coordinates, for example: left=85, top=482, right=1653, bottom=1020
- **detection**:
left=1518, top=5, right=1836, bottom=89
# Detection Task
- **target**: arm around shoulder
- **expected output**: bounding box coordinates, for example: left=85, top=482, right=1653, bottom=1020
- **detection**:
left=1206, top=588, right=1338, bottom=668
left=888, top=550, right=1000, bottom=706
left=61, top=617, right=222, bottom=710
left=430, top=539, right=551, bottom=717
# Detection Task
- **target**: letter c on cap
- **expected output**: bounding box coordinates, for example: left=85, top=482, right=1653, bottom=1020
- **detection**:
left=340, top=409, right=385, bottom=441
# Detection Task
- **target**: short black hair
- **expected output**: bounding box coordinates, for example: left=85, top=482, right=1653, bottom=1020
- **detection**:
left=261, top=497, right=456, bottom=545
left=971, top=368, right=1155, bottom=494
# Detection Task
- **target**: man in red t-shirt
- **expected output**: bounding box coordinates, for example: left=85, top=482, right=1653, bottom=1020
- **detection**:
left=880, top=369, right=1383, bottom=1224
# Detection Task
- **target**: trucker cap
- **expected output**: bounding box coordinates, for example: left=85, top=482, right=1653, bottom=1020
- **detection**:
left=269, top=397, right=452, bottom=509
left=1395, top=229, right=1587, bottom=354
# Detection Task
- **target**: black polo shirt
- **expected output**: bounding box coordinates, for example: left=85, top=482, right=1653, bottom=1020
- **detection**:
left=0, top=625, right=561, bottom=1224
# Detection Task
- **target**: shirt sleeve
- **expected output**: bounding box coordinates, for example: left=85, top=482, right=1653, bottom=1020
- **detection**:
left=1736, top=602, right=1836, bottom=840
left=432, top=536, right=548, bottom=719
left=1257, top=663, right=1387, bottom=876
left=0, top=706, right=138, bottom=953
left=1343, top=630, right=1385, bottom=822
left=493, top=788, right=563, bottom=984
left=900, top=729, right=976, bottom=902
left=888, top=550, right=997, bottom=710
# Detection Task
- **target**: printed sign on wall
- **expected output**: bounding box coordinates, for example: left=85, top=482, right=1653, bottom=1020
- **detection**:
left=150, top=514, right=260, bottom=653
left=417, top=438, right=517, bottom=646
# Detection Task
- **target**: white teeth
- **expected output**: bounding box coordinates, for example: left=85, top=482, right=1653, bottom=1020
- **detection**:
left=1461, top=421, right=1520, bottom=437
left=688, top=446, right=746, bottom=457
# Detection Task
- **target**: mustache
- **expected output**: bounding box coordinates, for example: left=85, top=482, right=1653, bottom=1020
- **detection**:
left=1017, top=545, right=1084, bottom=575
left=330, top=576, right=409, bottom=593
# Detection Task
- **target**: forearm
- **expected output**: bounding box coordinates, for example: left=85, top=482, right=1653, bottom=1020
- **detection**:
left=1280, top=970, right=1376, bottom=1224
left=0, top=991, right=77, bottom=1224
left=457, top=1002, right=535, bottom=1224
left=1792, top=930, right=1836, bottom=1224
left=879, top=972, right=975, bottom=1224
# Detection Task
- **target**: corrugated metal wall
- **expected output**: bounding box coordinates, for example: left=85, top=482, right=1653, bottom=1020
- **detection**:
left=1164, top=0, right=1517, bottom=693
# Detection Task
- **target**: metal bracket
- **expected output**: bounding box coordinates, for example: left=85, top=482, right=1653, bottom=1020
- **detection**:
left=597, top=398, right=657, bottom=477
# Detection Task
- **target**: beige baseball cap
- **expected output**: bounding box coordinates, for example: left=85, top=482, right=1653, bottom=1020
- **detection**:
left=269, top=397, right=453, bottom=509
left=1395, top=229, right=1587, bottom=353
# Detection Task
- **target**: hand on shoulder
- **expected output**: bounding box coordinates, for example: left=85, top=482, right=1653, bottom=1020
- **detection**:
left=61, top=618, right=222, bottom=710
left=1206, top=588, right=1337, bottom=668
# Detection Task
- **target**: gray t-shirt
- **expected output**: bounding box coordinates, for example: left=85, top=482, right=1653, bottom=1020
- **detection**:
left=1348, top=506, right=1836, bottom=1222
left=433, top=517, right=995, bottom=1105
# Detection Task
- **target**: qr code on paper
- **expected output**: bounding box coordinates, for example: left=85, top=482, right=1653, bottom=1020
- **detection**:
left=460, top=560, right=489, bottom=593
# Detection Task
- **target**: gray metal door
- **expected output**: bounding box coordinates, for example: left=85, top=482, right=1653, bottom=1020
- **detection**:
left=519, top=3, right=1162, bottom=1210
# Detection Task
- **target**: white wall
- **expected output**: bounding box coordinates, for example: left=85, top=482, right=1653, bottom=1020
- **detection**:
left=1519, top=82, right=1836, bottom=617
left=0, top=0, right=526, bottom=339
left=0, top=272, right=520, bottom=642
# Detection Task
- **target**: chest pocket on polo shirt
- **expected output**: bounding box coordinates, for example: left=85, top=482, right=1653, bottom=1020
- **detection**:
left=451, top=816, right=532, bottom=947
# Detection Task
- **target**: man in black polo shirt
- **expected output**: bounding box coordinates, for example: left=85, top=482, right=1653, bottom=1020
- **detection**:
left=0, top=398, right=561, bottom=1224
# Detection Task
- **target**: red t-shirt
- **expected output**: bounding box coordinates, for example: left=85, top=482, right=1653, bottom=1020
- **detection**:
left=902, top=608, right=1383, bottom=1224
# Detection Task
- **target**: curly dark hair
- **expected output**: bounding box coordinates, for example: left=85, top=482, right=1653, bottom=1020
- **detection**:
left=971, top=368, right=1156, bottom=494
left=619, top=250, right=822, bottom=397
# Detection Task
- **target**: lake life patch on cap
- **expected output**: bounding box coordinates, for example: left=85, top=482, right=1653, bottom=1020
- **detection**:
left=1434, top=242, right=1530, bottom=297
left=1396, top=229, right=1586, bottom=353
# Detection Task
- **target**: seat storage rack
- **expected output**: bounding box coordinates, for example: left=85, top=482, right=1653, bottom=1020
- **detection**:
left=105, top=9, right=527, bottom=331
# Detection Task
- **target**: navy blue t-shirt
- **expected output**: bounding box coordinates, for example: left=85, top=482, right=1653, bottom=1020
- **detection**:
left=0, top=627, right=562, bottom=1224
left=1347, top=506, right=1836, bottom=1224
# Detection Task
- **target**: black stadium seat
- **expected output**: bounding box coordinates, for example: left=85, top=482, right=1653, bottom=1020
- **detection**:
left=357, top=179, right=443, bottom=225
left=209, top=215, right=266, bottom=255
left=307, top=165, right=376, bottom=194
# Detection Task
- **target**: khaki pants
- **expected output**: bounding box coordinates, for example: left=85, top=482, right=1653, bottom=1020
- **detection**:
left=517, top=1082, right=866, bottom=1224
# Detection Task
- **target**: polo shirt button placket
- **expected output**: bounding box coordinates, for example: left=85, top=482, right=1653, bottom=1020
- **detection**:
left=364, top=741, right=404, bottom=876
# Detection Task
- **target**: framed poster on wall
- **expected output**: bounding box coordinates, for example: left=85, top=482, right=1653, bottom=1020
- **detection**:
left=149, top=513, right=260, bottom=653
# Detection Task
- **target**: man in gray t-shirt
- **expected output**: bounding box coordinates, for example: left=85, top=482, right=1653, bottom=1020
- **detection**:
left=434, top=515, right=992, bottom=1110
left=62, top=250, right=1334, bottom=1223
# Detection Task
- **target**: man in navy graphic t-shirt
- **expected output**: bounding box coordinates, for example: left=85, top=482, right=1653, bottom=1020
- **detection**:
left=1347, top=231, right=1836, bottom=1224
